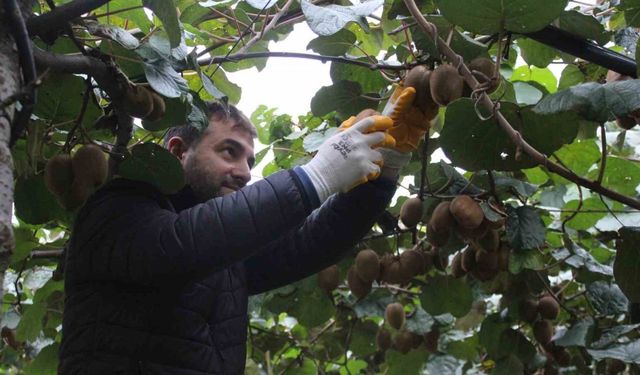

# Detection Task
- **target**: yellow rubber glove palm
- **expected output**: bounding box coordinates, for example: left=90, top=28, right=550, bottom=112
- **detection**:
left=382, top=85, right=433, bottom=152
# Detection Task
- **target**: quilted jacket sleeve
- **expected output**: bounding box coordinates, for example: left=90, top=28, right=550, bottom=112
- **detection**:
left=243, top=176, right=397, bottom=295
left=65, top=170, right=316, bottom=286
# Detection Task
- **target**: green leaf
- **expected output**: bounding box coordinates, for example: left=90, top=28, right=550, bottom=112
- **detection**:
left=33, top=280, right=64, bottom=304
left=555, top=318, right=595, bottom=347
left=559, top=10, right=609, bottom=45
left=492, top=354, right=524, bottom=375
left=15, top=302, right=47, bottom=342
left=303, top=128, right=339, bottom=153
left=513, top=82, right=543, bottom=105
left=587, top=157, right=640, bottom=197
left=509, top=250, right=545, bottom=274
left=142, top=95, right=191, bottom=131
left=96, top=0, right=152, bottom=32
left=307, top=29, right=357, bottom=56
left=479, top=314, right=511, bottom=359
left=384, top=349, right=429, bottom=375
left=349, top=321, right=378, bottom=356
left=425, top=355, right=464, bottom=374
left=511, top=65, right=557, bottom=93
left=14, top=174, right=67, bottom=225
left=85, top=20, right=140, bottom=49
left=505, top=206, right=545, bottom=250
left=587, top=282, right=629, bottom=316
left=614, top=227, right=640, bottom=303
left=561, top=198, right=609, bottom=231
left=440, top=99, right=579, bottom=171
left=622, top=0, right=640, bottom=27
left=405, top=307, right=435, bottom=335
left=24, top=343, right=59, bottom=375
left=587, top=340, right=640, bottom=363
left=246, top=0, right=278, bottom=10
left=117, top=143, right=185, bottom=194
left=412, top=15, right=487, bottom=62
left=420, top=275, right=473, bottom=318
left=591, top=324, right=640, bottom=349
left=34, top=73, right=102, bottom=128
left=330, top=62, right=387, bottom=93
left=558, top=65, right=585, bottom=91
left=517, top=38, right=556, bottom=68
left=353, top=289, right=394, bottom=318
left=144, top=59, right=189, bottom=98
left=143, top=0, right=182, bottom=48
left=302, top=0, right=384, bottom=36
left=265, top=277, right=335, bottom=327
left=551, top=140, right=600, bottom=185
left=534, top=80, right=640, bottom=122
left=434, top=0, right=568, bottom=34
left=310, top=81, right=378, bottom=117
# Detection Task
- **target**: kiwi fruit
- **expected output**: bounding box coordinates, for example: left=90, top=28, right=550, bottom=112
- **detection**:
left=385, top=302, right=405, bottom=329
left=615, top=115, right=637, bottom=130
left=607, top=359, right=626, bottom=375
left=419, top=250, right=434, bottom=274
left=400, top=197, right=423, bottom=227
left=456, top=220, right=488, bottom=239
left=59, top=182, right=93, bottom=211
left=72, top=144, right=108, bottom=188
left=451, top=252, right=466, bottom=278
left=394, top=330, right=414, bottom=354
left=519, top=298, right=539, bottom=323
left=430, top=64, right=464, bottom=106
left=123, top=85, right=155, bottom=119
left=317, top=265, right=340, bottom=292
left=475, top=249, right=498, bottom=272
left=380, top=256, right=405, bottom=284
left=146, top=92, right=166, bottom=122
left=497, top=243, right=511, bottom=271
left=461, top=247, right=477, bottom=273
left=484, top=217, right=505, bottom=230
left=376, top=328, right=392, bottom=351
left=44, top=154, right=74, bottom=198
left=470, top=266, right=498, bottom=282
left=551, top=346, right=571, bottom=367
left=538, top=295, right=560, bottom=320
left=428, top=201, right=454, bottom=242
left=404, top=65, right=439, bottom=115
left=533, top=320, right=553, bottom=345
left=347, top=267, right=371, bottom=300
left=449, top=195, right=484, bottom=229
left=423, top=327, right=439, bottom=353
left=427, top=222, right=449, bottom=247
left=478, top=229, right=500, bottom=252
left=468, top=57, right=499, bottom=93
left=431, top=248, right=448, bottom=271
left=355, top=249, right=380, bottom=283
left=399, top=250, right=425, bottom=278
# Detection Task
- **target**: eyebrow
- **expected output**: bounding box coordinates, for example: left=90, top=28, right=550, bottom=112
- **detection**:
left=222, top=138, right=255, bottom=168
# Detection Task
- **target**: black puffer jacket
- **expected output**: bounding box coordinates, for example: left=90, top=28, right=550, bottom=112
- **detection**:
left=58, top=169, right=396, bottom=374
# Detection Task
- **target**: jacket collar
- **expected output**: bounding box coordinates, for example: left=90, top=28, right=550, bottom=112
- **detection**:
left=167, top=184, right=201, bottom=212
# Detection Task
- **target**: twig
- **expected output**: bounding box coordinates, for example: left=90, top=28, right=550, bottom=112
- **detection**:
left=30, top=249, right=64, bottom=258
left=535, top=271, right=577, bottom=319
left=64, top=81, right=92, bottom=151
left=237, top=0, right=295, bottom=54
left=597, top=124, right=607, bottom=184
left=84, top=5, right=145, bottom=19
left=389, top=22, right=416, bottom=35
left=402, top=0, right=640, bottom=211
left=197, top=51, right=411, bottom=71
left=27, top=0, right=110, bottom=43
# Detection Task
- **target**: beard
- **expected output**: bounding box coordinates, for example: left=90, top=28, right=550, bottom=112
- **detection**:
left=183, top=155, right=224, bottom=202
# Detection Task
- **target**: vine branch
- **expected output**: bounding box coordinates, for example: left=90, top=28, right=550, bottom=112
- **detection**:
left=27, top=0, right=111, bottom=44
left=402, top=0, right=640, bottom=211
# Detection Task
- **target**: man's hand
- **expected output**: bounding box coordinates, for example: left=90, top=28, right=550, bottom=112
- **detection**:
left=382, top=85, right=434, bottom=152
left=301, top=115, right=395, bottom=202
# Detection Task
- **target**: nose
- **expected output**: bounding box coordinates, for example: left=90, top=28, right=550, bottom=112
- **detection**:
left=231, top=161, right=251, bottom=187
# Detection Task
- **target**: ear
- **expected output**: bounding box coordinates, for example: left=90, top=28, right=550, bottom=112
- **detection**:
left=167, top=136, right=189, bottom=161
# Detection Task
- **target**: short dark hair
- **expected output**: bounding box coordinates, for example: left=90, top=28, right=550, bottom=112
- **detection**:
left=163, top=101, right=257, bottom=149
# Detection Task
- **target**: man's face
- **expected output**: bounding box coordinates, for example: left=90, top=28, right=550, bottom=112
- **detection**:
left=178, top=118, right=255, bottom=201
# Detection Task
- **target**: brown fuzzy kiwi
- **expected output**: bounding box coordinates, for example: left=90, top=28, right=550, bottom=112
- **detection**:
left=615, top=115, right=637, bottom=130
left=347, top=267, right=371, bottom=300
left=468, top=57, right=499, bottom=93
left=451, top=252, right=466, bottom=278
left=607, top=359, right=626, bottom=375
left=44, top=154, right=74, bottom=198
left=497, top=243, right=511, bottom=271
left=400, top=197, right=423, bottom=227
left=428, top=201, right=454, bottom=243
left=475, top=248, right=498, bottom=272
left=479, top=229, right=500, bottom=252
left=427, top=222, right=449, bottom=247
left=430, top=64, right=464, bottom=106
left=449, top=195, right=484, bottom=229
left=380, top=256, right=404, bottom=284
left=123, top=85, right=155, bottom=119
left=456, top=219, right=488, bottom=239
left=470, top=266, right=498, bottom=282
left=461, top=247, right=477, bottom=273
left=72, top=144, right=108, bottom=188
left=59, top=181, right=93, bottom=211
left=317, top=265, right=340, bottom=292
left=538, top=295, right=560, bottom=320
left=519, top=298, right=539, bottom=323
left=385, top=302, right=405, bottom=329
left=354, top=108, right=381, bottom=123
left=419, top=249, right=434, bottom=274
left=533, top=320, right=553, bottom=345
left=376, top=328, right=392, bottom=351
left=404, top=66, right=439, bottom=115
left=551, top=346, right=571, bottom=367
left=484, top=217, right=506, bottom=230
left=355, top=249, right=380, bottom=283
left=410, top=332, right=423, bottom=349
left=423, top=327, right=439, bottom=353
left=431, top=248, right=449, bottom=271
left=394, top=330, right=414, bottom=354
left=399, top=250, right=425, bottom=278
left=146, top=92, right=166, bottom=122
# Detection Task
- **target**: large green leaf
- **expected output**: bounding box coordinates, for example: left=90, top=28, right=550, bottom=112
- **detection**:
left=555, top=318, right=595, bottom=347
left=24, top=343, right=59, bottom=375
left=15, top=302, right=47, bottom=342
left=517, top=38, right=557, bottom=68
left=440, top=99, right=579, bottom=171
left=142, top=95, right=191, bottom=131
left=307, top=29, right=357, bottom=56
left=143, top=0, right=182, bottom=48
left=117, top=143, right=185, bottom=194
left=34, top=73, right=102, bottom=128
left=614, top=227, right=640, bottom=303
left=434, top=0, right=568, bottom=34
left=534, top=80, right=640, bottom=122
left=384, top=349, right=429, bottom=375
left=420, top=275, right=473, bottom=318
left=587, top=157, right=640, bottom=197
left=587, top=282, right=629, bottom=316
left=479, top=314, right=511, bottom=359
left=561, top=198, right=609, bottom=231
left=505, top=206, right=545, bottom=250
left=302, top=0, right=384, bottom=36
left=622, top=0, right=640, bottom=27
left=587, top=340, right=640, bottom=363
left=559, top=10, right=609, bottom=45
left=14, top=174, right=67, bottom=224
left=144, top=59, right=190, bottom=98
left=412, top=15, right=487, bottom=63
left=310, top=81, right=378, bottom=117
left=329, top=62, right=387, bottom=94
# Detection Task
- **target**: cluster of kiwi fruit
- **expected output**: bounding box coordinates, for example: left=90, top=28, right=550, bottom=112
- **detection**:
left=375, top=303, right=440, bottom=354
left=44, top=144, right=108, bottom=210
left=121, top=84, right=166, bottom=121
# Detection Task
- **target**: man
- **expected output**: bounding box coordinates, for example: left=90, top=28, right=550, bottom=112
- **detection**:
left=58, top=86, right=428, bottom=374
